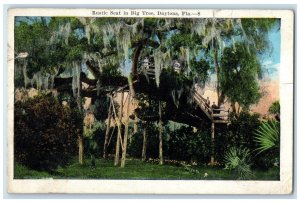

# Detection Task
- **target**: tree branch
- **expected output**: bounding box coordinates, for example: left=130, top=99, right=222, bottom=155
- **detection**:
left=131, top=39, right=160, bottom=48
left=86, top=60, right=101, bottom=78
left=81, top=73, right=97, bottom=86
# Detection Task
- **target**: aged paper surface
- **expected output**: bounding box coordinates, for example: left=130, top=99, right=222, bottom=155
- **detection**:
left=7, top=8, right=294, bottom=194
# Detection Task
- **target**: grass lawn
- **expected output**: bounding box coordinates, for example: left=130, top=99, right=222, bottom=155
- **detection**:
left=14, top=157, right=279, bottom=180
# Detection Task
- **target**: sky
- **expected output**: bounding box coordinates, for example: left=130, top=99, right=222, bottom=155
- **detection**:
left=260, top=20, right=281, bottom=81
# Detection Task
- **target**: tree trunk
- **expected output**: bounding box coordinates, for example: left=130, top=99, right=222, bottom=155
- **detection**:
left=130, top=111, right=138, bottom=144
left=78, top=136, right=84, bottom=164
left=76, top=66, right=82, bottom=113
left=76, top=65, right=83, bottom=164
left=231, top=102, right=236, bottom=114
left=142, top=122, right=148, bottom=161
left=213, top=49, right=221, bottom=106
left=210, top=122, right=215, bottom=164
left=237, top=105, right=241, bottom=117
left=103, top=101, right=112, bottom=159
left=134, top=112, right=138, bottom=134
left=114, top=91, right=124, bottom=166
left=129, top=132, right=132, bottom=144
left=158, top=101, right=163, bottom=165
left=131, top=46, right=143, bottom=79
left=121, top=91, right=131, bottom=168
left=86, top=60, right=101, bottom=79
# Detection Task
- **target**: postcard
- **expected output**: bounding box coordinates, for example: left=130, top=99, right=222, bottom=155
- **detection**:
left=7, top=8, right=294, bottom=194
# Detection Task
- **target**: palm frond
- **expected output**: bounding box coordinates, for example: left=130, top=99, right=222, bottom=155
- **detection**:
left=224, top=147, right=253, bottom=180
left=254, top=120, right=280, bottom=153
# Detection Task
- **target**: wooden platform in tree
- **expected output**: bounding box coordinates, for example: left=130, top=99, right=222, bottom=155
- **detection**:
left=53, top=71, right=229, bottom=128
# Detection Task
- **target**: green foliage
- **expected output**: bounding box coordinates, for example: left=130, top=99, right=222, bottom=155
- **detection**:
left=226, top=111, right=261, bottom=152
left=219, top=111, right=270, bottom=170
left=220, top=43, right=262, bottom=109
left=14, top=93, right=82, bottom=171
left=84, top=121, right=106, bottom=154
left=14, top=162, right=54, bottom=179
left=66, top=42, right=85, bottom=61
left=14, top=17, right=277, bottom=104
left=166, top=32, right=201, bottom=57
left=128, top=122, right=162, bottom=159
left=189, top=59, right=210, bottom=85
left=102, top=64, right=122, bottom=78
left=224, top=147, right=253, bottom=180
left=254, top=120, right=280, bottom=154
left=253, top=150, right=279, bottom=172
left=134, top=94, right=159, bottom=120
left=268, top=100, right=280, bottom=116
left=14, top=21, right=47, bottom=79
left=14, top=18, right=69, bottom=83
left=220, top=111, right=279, bottom=171
left=166, top=126, right=211, bottom=164
left=92, top=96, right=111, bottom=121
left=128, top=122, right=211, bottom=165
left=241, top=18, right=278, bottom=53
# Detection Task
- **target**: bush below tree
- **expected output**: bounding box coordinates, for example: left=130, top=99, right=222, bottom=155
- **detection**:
left=14, top=93, right=82, bottom=171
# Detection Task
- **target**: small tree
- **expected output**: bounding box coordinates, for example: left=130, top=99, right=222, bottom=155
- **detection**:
left=268, top=100, right=280, bottom=121
left=14, top=93, right=82, bottom=171
left=220, top=43, right=262, bottom=115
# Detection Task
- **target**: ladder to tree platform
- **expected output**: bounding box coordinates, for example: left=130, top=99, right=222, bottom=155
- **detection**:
left=193, top=89, right=230, bottom=164
left=139, top=63, right=229, bottom=124
left=192, top=89, right=229, bottom=124
left=142, top=65, right=156, bottom=78
left=140, top=59, right=156, bottom=78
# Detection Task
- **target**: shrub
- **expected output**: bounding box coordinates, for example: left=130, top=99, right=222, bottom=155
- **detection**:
left=14, top=93, right=82, bottom=171
left=222, top=111, right=279, bottom=170
left=224, top=147, right=253, bottom=180
left=83, top=121, right=106, bottom=158
left=127, top=122, right=211, bottom=165
left=226, top=111, right=261, bottom=151
left=166, top=125, right=211, bottom=164
left=268, top=100, right=280, bottom=119
left=214, top=124, right=230, bottom=164
left=254, top=119, right=280, bottom=170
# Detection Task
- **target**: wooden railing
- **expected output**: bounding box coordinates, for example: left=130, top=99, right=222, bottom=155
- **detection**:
left=193, top=89, right=229, bottom=122
left=139, top=64, right=229, bottom=123
left=193, top=89, right=213, bottom=120
left=141, top=62, right=156, bottom=77
left=211, top=108, right=230, bottom=120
